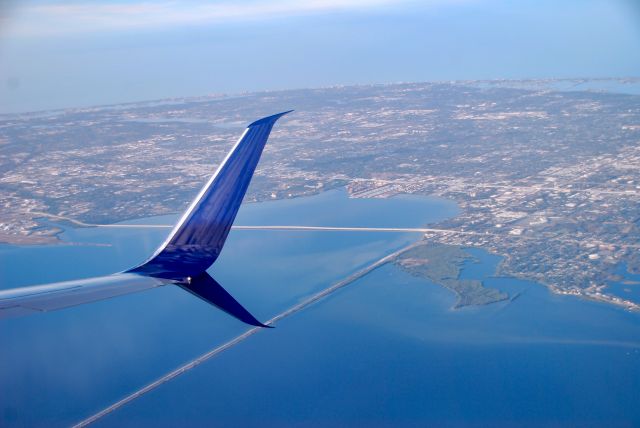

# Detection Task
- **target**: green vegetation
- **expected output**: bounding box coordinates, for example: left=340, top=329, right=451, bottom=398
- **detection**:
left=395, top=243, right=508, bottom=308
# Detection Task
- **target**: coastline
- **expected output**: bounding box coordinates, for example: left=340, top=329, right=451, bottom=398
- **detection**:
left=4, top=189, right=639, bottom=313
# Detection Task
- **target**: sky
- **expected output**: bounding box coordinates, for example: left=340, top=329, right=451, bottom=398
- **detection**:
left=0, top=0, right=639, bottom=113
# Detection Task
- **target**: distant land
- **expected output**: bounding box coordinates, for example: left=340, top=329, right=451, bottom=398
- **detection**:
left=1, top=78, right=639, bottom=311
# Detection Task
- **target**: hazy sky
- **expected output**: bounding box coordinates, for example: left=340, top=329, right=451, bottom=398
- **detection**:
left=0, top=0, right=639, bottom=113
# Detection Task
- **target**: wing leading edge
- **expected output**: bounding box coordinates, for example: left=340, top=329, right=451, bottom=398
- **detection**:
left=0, top=111, right=292, bottom=326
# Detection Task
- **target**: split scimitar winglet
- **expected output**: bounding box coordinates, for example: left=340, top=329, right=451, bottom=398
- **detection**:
left=0, top=111, right=293, bottom=327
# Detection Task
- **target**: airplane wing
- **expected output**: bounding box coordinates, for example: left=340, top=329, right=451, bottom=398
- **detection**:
left=0, top=274, right=174, bottom=318
left=0, top=111, right=292, bottom=327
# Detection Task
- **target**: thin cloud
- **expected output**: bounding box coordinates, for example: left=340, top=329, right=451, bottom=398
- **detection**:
left=5, top=0, right=468, bottom=37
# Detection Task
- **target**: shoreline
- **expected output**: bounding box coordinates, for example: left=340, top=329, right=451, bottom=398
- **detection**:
left=3, top=195, right=639, bottom=314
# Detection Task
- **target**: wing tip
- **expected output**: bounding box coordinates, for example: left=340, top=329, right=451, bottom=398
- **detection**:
left=248, top=110, right=293, bottom=128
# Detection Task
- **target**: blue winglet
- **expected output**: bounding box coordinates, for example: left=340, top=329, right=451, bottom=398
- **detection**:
left=128, top=111, right=292, bottom=280
left=248, top=110, right=293, bottom=127
left=178, top=272, right=272, bottom=328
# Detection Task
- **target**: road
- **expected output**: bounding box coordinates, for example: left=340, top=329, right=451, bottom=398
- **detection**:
left=72, top=242, right=418, bottom=428
left=30, top=211, right=640, bottom=249
left=30, top=211, right=484, bottom=235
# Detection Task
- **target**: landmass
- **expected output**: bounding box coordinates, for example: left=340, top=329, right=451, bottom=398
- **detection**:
left=1, top=77, right=639, bottom=310
left=395, top=243, right=508, bottom=308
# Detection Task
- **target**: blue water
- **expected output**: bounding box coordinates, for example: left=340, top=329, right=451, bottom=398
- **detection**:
left=1, top=190, right=639, bottom=427
left=556, top=80, right=640, bottom=96
left=0, top=189, right=455, bottom=426
left=607, top=263, right=640, bottom=303
left=472, top=79, right=640, bottom=96
left=524, top=79, right=640, bottom=96
left=103, top=248, right=640, bottom=427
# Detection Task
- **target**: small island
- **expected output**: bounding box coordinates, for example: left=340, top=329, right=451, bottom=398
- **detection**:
left=395, top=243, right=508, bottom=308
